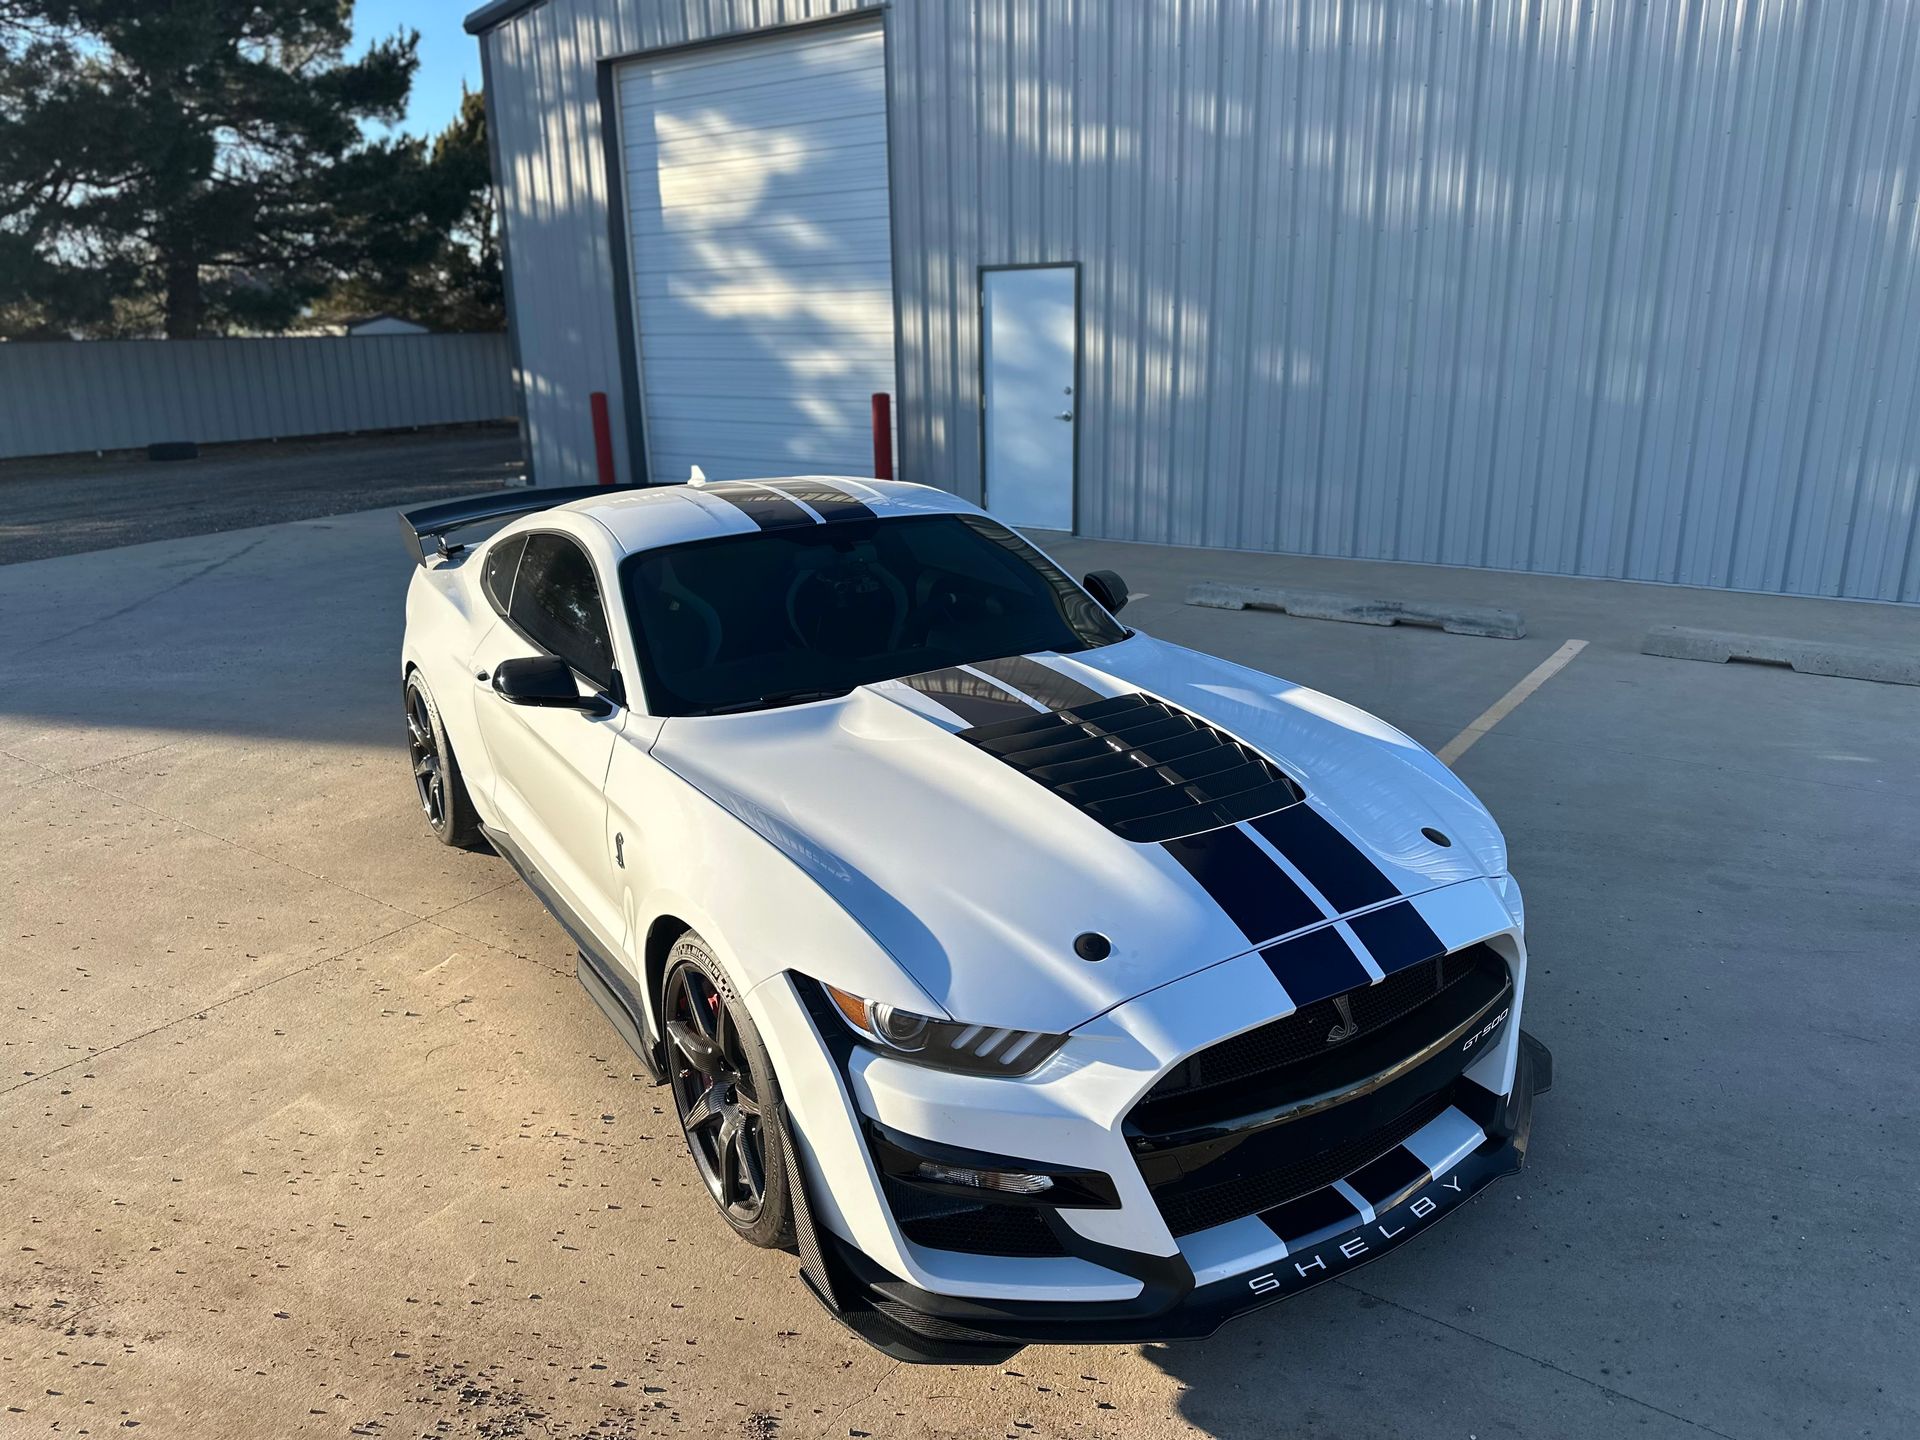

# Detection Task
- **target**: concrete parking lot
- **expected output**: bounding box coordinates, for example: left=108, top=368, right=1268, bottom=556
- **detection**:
left=2, top=480, right=1915, bottom=1438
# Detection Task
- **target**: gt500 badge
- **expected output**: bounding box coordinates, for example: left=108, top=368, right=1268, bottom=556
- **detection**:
left=1246, top=1173, right=1464, bottom=1294
left=1461, top=1005, right=1510, bottom=1053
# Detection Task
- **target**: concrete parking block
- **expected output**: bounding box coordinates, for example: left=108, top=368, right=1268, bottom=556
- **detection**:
left=1187, top=579, right=1526, bottom=638
left=1642, top=623, right=1920, bottom=685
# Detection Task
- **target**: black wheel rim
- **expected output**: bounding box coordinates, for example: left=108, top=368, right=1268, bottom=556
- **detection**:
left=664, top=963, right=767, bottom=1224
left=406, top=687, right=445, bottom=830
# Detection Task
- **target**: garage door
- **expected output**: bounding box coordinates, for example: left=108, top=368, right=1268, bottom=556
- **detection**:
left=615, top=21, right=895, bottom=484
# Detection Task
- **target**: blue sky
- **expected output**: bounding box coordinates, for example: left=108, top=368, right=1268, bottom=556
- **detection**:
left=354, top=0, right=482, bottom=138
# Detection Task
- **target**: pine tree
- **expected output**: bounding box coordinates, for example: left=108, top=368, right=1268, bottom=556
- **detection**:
left=0, top=0, right=431, bottom=337
left=309, top=87, right=505, bottom=333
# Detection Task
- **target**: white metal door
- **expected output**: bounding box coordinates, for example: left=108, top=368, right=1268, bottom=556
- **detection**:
left=616, top=21, right=895, bottom=482
left=982, top=266, right=1078, bottom=531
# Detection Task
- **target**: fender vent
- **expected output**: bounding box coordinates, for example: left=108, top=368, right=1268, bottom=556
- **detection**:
left=958, top=691, right=1302, bottom=843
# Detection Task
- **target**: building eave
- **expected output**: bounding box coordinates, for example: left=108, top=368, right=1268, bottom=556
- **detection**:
left=464, top=0, right=541, bottom=36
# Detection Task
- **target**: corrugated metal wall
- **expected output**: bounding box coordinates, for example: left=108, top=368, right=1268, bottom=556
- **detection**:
left=485, top=0, right=1920, bottom=602
left=0, top=334, right=516, bottom=460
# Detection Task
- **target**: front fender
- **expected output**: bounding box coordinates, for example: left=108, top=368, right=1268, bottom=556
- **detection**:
left=604, top=726, right=944, bottom=1045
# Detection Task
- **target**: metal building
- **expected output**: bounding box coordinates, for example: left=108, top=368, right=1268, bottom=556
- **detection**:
left=468, top=0, right=1920, bottom=603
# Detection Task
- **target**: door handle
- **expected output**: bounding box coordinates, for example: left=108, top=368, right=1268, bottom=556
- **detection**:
left=1054, top=411, right=1074, bottom=421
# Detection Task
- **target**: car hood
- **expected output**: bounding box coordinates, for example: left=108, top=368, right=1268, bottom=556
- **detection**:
left=650, top=633, right=1507, bottom=1034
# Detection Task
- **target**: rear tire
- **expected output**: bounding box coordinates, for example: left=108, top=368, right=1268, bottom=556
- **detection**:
left=662, top=935, right=794, bottom=1249
left=405, top=671, right=482, bottom=849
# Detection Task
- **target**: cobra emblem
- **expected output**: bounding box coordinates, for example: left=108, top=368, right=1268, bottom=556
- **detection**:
left=1326, top=994, right=1360, bottom=1045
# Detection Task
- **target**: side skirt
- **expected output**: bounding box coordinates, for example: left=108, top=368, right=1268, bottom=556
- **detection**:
left=481, top=824, right=667, bottom=1085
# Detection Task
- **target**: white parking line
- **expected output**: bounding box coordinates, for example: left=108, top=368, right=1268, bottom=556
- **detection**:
left=1437, top=639, right=1589, bottom=767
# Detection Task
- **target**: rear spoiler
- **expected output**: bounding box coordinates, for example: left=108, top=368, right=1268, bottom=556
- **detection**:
left=396, top=484, right=638, bottom=565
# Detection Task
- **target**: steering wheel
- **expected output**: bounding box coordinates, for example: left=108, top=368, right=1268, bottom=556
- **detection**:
left=784, top=552, right=909, bottom=657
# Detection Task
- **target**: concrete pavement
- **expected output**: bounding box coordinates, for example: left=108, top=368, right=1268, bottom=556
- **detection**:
left=2, top=506, right=1915, bottom=1438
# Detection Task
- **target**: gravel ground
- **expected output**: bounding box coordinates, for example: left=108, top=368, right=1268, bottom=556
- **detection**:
left=0, top=428, right=523, bottom=565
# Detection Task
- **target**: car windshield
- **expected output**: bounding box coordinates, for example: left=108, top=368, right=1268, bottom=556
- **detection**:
left=619, top=513, right=1126, bottom=717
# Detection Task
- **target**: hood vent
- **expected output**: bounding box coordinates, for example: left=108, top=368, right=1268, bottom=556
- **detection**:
left=958, top=691, right=1303, bottom=843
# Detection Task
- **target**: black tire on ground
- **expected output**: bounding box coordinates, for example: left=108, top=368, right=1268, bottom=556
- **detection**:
left=662, top=934, right=795, bottom=1249
left=404, top=670, right=482, bottom=849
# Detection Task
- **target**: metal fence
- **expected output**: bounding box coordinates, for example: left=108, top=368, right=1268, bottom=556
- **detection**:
left=0, top=333, right=517, bottom=460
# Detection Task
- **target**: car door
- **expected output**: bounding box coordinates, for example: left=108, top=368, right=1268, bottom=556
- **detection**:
left=471, top=530, right=626, bottom=953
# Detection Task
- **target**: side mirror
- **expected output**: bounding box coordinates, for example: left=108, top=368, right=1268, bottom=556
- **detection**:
left=1083, top=569, right=1130, bottom=616
left=492, top=654, right=607, bottom=712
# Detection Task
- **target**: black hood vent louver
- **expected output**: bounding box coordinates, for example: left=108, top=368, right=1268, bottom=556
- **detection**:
left=957, top=691, right=1303, bottom=843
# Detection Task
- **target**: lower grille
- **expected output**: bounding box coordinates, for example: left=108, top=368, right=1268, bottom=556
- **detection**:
left=881, top=1174, right=1067, bottom=1258
left=1151, top=1089, right=1453, bottom=1237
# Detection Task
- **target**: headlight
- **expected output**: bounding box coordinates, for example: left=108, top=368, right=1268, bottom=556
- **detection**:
left=823, top=983, right=1066, bottom=1076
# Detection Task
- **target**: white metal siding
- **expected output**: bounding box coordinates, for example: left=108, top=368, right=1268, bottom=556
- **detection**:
left=884, top=0, right=1920, bottom=602
left=615, top=21, right=894, bottom=482
left=484, top=0, right=1920, bottom=602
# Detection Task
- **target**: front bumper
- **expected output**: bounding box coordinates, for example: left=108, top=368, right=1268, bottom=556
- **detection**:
left=745, top=877, right=1546, bottom=1362
left=789, top=1031, right=1549, bottom=1363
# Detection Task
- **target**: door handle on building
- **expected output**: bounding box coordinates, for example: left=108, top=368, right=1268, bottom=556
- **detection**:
left=1055, top=411, right=1074, bottom=421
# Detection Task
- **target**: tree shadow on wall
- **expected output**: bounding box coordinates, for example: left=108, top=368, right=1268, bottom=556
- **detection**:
left=903, top=0, right=1920, bottom=600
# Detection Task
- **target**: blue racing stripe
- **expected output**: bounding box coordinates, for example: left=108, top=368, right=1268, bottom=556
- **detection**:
left=1343, top=1144, right=1431, bottom=1211
left=1162, top=826, right=1322, bottom=944
left=1258, top=1185, right=1362, bottom=1245
left=1347, top=901, right=1446, bottom=975
left=700, top=482, right=815, bottom=530
left=1258, top=926, right=1373, bottom=1007
left=1249, top=804, right=1398, bottom=913
left=760, top=479, right=876, bottom=521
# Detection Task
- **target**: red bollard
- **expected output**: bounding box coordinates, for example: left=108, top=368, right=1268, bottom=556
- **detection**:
left=590, top=391, right=616, bottom=486
left=871, top=392, right=893, bottom=481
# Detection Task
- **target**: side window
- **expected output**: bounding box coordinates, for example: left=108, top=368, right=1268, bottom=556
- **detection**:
left=510, top=534, right=617, bottom=691
left=482, top=534, right=526, bottom=616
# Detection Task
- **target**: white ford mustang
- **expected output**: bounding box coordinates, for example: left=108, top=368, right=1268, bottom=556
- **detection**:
left=397, top=475, right=1549, bottom=1362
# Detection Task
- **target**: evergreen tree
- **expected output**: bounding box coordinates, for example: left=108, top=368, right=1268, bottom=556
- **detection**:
left=0, top=0, right=431, bottom=337
left=309, top=87, right=505, bottom=333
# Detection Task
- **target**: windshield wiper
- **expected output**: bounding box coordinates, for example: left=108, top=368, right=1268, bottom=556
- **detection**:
left=699, top=686, right=852, bottom=716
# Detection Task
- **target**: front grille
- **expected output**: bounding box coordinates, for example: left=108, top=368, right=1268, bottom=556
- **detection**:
left=881, top=1174, right=1068, bottom=1258
left=1151, top=1089, right=1453, bottom=1237
left=957, top=691, right=1303, bottom=843
left=1126, top=943, right=1512, bottom=1238
left=1138, top=946, right=1492, bottom=1121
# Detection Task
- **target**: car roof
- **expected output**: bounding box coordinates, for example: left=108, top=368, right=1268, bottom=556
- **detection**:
left=559, top=476, right=980, bottom=558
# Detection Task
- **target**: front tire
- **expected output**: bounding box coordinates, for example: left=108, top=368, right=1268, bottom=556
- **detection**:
left=662, top=935, right=793, bottom=1249
left=404, top=671, right=481, bottom=849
